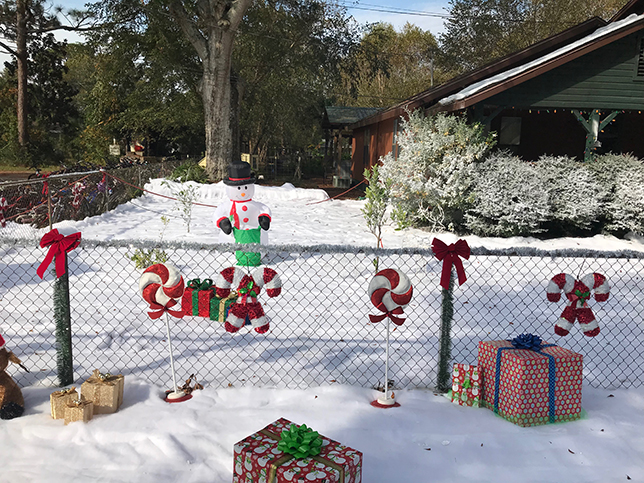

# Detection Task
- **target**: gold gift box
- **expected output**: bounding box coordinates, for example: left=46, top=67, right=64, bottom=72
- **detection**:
left=50, top=387, right=78, bottom=419
left=81, top=370, right=124, bottom=415
left=64, top=398, right=94, bottom=425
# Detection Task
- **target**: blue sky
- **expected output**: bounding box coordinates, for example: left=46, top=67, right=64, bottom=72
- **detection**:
left=2, top=1, right=451, bottom=64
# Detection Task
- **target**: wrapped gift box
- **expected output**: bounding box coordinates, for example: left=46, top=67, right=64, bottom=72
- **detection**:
left=233, top=418, right=362, bottom=483
left=81, top=370, right=124, bottom=414
left=50, top=387, right=78, bottom=419
left=209, top=294, right=235, bottom=323
left=182, top=279, right=215, bottom=317
left=478, top=339, right=583, bottom=427
left=451, top=363, right=481, bottom=407
left=64, top=398, right=93, bottom=425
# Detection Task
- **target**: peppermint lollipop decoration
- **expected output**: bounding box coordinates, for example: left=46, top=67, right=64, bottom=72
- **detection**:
left=139, top=263, right=190, bottom=402
left=368, top=268, right=413, bottom=408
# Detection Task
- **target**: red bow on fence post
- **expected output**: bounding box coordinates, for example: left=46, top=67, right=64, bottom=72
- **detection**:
left=431, top=238, right=471, bottom=290
left=36, top=229, right=82, bottom=279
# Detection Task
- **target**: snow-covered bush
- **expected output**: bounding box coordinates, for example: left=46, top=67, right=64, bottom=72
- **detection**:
left=534, top=155, right=603, bottom=234
left=464, top=153, right=549, bottom=236
left=379, top=110, right=494, bottom=231
left=588, top=154, right=644, bottom=235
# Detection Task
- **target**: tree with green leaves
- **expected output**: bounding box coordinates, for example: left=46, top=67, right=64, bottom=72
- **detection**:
left=234, top=1, right=356, bottom=164
left=338, top=22, right=444, bottom=107
left=440, top=0, right=627, bottom=75
left=0, top=0, right=93, bottom=160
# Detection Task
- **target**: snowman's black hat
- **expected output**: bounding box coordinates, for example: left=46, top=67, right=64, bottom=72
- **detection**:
left=223, top=160, right=256, bottom=186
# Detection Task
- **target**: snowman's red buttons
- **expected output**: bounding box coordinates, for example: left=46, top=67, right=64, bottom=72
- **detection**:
left=243, top=218, right=249, bottom=223
left=242, top=205, right=248, bottom=211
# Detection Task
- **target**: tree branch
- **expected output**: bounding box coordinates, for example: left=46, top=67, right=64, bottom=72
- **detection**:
left=169, top=0, right=208, bottom=62
left=0, top=40, right=17, bottom=56
left=227, top=0, right=253, bottom=32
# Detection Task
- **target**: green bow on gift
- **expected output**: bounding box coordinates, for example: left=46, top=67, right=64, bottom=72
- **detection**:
left=462, top=377, right=472, bottom=389
left=277, top=423, right=323, bottom=459
left=238, top=280, right=257, bottom=298
left=188, top=279, right=214, bottom=290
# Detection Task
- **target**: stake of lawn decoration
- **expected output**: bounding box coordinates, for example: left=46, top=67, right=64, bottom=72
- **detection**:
left=37, top=229, right=82, bottom=386
left=138, top=263, right=191, bottom=403
left=368, top=268, right=413, bottom=408
left=432, top=238, right=470, bottom=393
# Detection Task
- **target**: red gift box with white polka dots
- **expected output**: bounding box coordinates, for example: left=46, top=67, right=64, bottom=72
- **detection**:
left=478, top=340, right=583, bottom=427
left=232, top=418, right=363, bottom=483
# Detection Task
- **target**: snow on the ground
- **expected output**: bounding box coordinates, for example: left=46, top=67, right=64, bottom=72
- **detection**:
left=2, top=179, right=644, bottom=483
left=42, top=179, right=644, bottom=252
left=3, top=380, right=643, bottom=483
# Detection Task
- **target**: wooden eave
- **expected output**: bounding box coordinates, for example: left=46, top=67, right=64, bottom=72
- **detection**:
left=349, top=17, right=606, bottom=130
left=430, top=16, right=644, bottom=114
left=611, top=0, right=644, bottom=22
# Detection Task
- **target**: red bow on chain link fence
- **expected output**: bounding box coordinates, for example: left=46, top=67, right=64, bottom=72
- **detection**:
left=431, top=238, right=471, bottom=290
left=36, top=229, right=81, bottom=279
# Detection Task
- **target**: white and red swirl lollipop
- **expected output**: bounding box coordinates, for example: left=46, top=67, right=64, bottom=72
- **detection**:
left=139, top=263, right=185, bottom=318
left=368, top=268, right=413, bottom=326
left=368, top=268, right=413, bottom=409
left=138, top=263, right=189, bottom=402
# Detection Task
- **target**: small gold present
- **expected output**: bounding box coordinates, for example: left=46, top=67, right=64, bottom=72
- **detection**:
left=50, top=387, right=78, bottom=419
left=81, top=370, right=124, bottom=414
left=64, top=397, right=93, bottom=425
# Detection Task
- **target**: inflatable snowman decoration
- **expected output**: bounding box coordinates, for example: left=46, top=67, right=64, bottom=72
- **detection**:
left=213, top=160, right=272, bottom=266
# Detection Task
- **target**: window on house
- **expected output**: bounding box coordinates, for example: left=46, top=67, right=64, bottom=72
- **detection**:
left=499, top=117, right=522, bottom=145
left=637, top=37, right=644, bottom=77
left=363, top=128, right=370, bottom=167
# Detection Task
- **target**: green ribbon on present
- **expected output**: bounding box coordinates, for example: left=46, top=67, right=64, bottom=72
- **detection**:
left=188, top=279, right=214, bottom=290
left=462, top=377, right=472, bottom=389
left=277, top=423, right=323, bottom=459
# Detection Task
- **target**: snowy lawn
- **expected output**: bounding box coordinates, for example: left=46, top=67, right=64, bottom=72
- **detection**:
left=1, top=179, right=644, bottom=482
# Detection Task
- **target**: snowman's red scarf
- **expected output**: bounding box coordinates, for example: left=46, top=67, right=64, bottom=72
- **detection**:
left=229, top=199, right=251, bottom=228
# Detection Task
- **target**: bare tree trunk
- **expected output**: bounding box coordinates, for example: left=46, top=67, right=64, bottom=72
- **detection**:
left=16, top=0, right=29, bottom=149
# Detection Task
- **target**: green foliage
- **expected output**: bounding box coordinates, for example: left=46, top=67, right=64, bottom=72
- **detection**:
left=235, top=1, right=357, bottom=159
left=338, top=22, right=444, bottom=107
left=170, top=162, right=208, bottom=183
left=436, top=271, right=455, bottom=393
left=361, top=164, right=390, bottom=248
left=54, top=269, right=74, bottom=386
left=129, top=248, right=169, bottom=269
left=440, top=0, right=625, bottom=75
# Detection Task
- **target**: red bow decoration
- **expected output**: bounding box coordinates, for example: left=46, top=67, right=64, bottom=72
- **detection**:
left=37, top=229, right=82, bottom=279
left=147, top=299, right=185, bottom=319
left=369, top=307, right=406, bottom=326
left=431, top=238, right=470, bottom=290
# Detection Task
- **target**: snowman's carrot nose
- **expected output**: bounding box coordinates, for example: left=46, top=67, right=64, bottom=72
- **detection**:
left=240, top=193, right=246, bottom=197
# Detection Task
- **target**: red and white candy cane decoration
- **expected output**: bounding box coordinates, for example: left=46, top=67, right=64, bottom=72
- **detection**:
left=368, top=268, right=413, bottom=326
left=547, top=272, right=610, bottom=337
left=214, top=266, right=282, bottom=334
left=72, top=182, right=85, bottom=210
left=0, top=196, right=7, bottom=228
left=139, top=263, right=185, bottom=319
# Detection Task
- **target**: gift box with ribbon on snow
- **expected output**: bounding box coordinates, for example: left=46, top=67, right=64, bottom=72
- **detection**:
left=233, top=418, right=362, bottom=483
left=80, top=370, right=124, bottom=415
left=182, top=278, right=215, bottom=317
left=478, top=334, right=583, bottom=427
left=451, top=363, right=481, bottom=407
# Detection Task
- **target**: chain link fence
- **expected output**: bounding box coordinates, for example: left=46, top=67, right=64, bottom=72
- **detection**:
left=0, top=159, right=190, bottom=238
left=1, top=238, right=643, bottom=391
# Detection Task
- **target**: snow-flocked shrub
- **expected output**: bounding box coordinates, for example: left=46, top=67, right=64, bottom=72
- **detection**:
left=464, top=153, right=549, bottom=236
left=379, top=110, right=494, bottom=230
left=533, top=155, right=602, bottom=234
left=588, top=154, right=644, bottom=235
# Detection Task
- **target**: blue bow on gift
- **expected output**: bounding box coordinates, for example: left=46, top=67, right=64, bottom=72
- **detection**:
left=494, top=333, right=556, bottom=423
